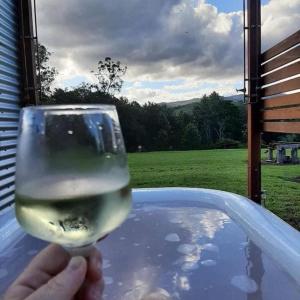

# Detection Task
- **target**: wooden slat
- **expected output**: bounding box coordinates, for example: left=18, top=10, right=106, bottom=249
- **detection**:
left=263, top=121, right=300, bottom=134
left=263, top=93, right=300, bottom=109
left=262, top=30, right=300, bottom=62
left=263, top=106, right=300, bottom=120
left=261, top=77, right=300, bottom=97
left=261, top=46, right=300, bottom=74
left=262, top=61, right=300, bottom=85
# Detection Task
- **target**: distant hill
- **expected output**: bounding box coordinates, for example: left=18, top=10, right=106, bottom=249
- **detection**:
left=224, top=94, right=244, bottom=102
left=162, top=94, right=244, bottom=114
left=162, top=94, right=243, bottom=108
left=161, top=98, right=202, bottom=108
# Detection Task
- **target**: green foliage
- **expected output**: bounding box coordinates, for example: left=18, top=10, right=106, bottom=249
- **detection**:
left=214, top=138, right=240, bottom=149
left=38, top=45, right=247, bottom=151
left=181, top=123, right=201, bottom=149
left=92, top=57, right=127, bottom=96
left=193, top=92, right=244, bottom=145
left=35, top=43, right=58, bottom=100
left=48, top=84, right=246, bottom=151
left=128, top=149, right=300, bottom=229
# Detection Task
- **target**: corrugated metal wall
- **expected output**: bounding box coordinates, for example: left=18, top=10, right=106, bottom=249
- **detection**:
left=0, top=0, right=21, bottom=210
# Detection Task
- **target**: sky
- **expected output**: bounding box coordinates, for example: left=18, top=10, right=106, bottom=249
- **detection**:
left=36, top=0, right=300, bottom=104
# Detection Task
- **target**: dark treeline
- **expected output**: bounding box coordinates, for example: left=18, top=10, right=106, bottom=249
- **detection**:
left=37, top=44, right=298, bottom=151
left=46, top=85, right=246, bottom=152
left=37, top=44, right=247, bottom=151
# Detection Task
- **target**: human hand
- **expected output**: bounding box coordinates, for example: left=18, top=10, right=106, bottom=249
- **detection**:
left=4, top=244, right=104, bottom=300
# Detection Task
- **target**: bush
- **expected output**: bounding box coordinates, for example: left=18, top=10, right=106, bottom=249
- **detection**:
left=214, top=138, right=240, bottom=149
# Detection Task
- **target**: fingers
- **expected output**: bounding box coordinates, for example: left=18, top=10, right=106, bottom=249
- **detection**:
left=86, top=277, right=105, bottom=300
left=4, top=244, right=70, bottom=299
left=4, top=244, right=104, bottom=300
left=75, top=247, right=104, bottom=300
left=28, top=256, right=87, bottom=300
left=86, top=247, right=102, bottom=282
left=22, top=244, right=70, bottom=279
left=75, top=277, right=105, bottom=300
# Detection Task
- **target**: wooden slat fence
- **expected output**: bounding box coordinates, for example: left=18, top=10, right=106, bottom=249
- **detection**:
left=261, top=29, right=300, bottom=134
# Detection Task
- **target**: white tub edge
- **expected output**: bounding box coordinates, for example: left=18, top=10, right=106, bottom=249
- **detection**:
left=133, top=187, right=300, bottom=285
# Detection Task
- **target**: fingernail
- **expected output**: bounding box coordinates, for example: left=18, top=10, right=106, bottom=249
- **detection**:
left=68, top=256, right=85, bottom=271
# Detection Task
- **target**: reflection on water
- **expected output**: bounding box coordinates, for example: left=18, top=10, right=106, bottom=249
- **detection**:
left=246, top=240, right=264, bottom=300
left=141, top=288, right=172, bottom=300
left=174, top=274, right=190, bottom=291
left=97, top=202, right=300, bottom=300
left=165, top=233, right=181, bottom=242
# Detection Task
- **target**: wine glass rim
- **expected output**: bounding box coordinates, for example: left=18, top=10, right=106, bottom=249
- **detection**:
left=23, top=104, right=117, bottom=111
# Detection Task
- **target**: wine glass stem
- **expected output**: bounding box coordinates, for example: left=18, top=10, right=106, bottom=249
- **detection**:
left=64, top=243, right=95, bottom=257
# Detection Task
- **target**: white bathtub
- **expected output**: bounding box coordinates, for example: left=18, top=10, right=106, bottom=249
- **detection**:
left=1, top=188, right=300, bottom=299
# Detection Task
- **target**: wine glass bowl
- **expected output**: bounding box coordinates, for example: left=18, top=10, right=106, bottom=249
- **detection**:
left=15, top=105, right=131, bottom=251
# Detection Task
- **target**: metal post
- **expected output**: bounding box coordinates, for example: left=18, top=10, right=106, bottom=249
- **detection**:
left=247, top=0, right=261, bottom=203
left=266, top=146, right=273, bottom=162
left=277, top=147, right=285, bottom=164
left=291, top=148, right=298, bottom=164
left=18, top=0, right=39, bottom=106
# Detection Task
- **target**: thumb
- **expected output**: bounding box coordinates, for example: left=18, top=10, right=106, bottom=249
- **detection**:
left=29, top=256, right=87, bottom=300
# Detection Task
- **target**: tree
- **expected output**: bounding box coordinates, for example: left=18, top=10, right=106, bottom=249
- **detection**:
left=92, top=57, right=127, bottom=96
left=50, top=86, right=246, bottom=152
left=51, top=82, right=121, bottom=105
left=141, top=103, right=171, bottom=151
left=193, top=94, right=213, bottom=144
left=35, top=43, right=58, bottom=100
left=173, top=111, right=192, bottom=149
left=193, top=92, right=244, bottom=145
left=182, top=123, right=201, bottom=149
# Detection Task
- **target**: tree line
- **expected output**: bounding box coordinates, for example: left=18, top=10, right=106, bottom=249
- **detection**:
left=36, top=44, right=261, bottom=152
left=45, top=86, right=246, bottom=152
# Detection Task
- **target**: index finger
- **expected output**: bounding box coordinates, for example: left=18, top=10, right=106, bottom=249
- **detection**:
left=5, top=244, right=71, bottom=299
left=23, top=244, right=70, bottom=276
left=14, top=244, right=70, bottom=289
left=86, top=246, right=102, bottom=281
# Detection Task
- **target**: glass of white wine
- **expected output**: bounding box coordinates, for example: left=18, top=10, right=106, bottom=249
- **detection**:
left=15, top=105, right=131, bottom=255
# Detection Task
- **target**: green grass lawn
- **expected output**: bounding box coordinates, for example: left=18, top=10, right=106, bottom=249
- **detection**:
left=128, top=149, right=300, bottom=229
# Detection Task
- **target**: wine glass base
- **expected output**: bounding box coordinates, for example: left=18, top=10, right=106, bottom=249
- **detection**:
left=64, top=243, right=95, bottom=257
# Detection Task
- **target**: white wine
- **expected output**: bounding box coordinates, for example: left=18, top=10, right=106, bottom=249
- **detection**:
left=15, top=176, right=131, bottom=248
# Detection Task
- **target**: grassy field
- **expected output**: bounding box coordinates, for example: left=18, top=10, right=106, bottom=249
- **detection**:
left=128, top=149, right=300, bottom=229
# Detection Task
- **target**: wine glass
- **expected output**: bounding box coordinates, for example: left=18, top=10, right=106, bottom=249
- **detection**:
left=15, top=105, right=131, bottom=255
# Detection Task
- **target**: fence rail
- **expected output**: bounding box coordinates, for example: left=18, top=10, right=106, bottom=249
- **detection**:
left=261, top=47, right=300, bottom=74
left=263, top=106, right=300, bottom=120
left=261, top=29, right=300, bottom=134
left=263, top=93, right=300, bottom=108
left=263, top=122, right=300, bottom=134
left=261, top=30, right=300, bottom=61
left=262, top=61, right=300, bottom=85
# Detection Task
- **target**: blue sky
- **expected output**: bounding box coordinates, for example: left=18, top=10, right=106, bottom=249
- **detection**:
left=206, top=0, right=269, bottom=13
left=38, top=0, right=299, bottom=103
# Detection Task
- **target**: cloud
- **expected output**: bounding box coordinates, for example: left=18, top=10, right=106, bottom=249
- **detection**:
left=261, top=0, right=300, bottom=51
left=37, top=0, right=300, bottom=102
left=122, top=78, right=242, bottom=104
left=37, top=0, right=243, bottom=81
